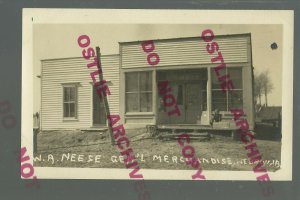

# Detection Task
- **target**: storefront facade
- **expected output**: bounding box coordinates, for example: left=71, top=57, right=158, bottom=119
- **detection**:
left=119, top=34, right=254, bottom=130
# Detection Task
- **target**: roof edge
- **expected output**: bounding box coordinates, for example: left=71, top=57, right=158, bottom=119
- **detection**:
left=119, top=33, right=251, bottom=45
left=41, top=53, right=119, bottom=62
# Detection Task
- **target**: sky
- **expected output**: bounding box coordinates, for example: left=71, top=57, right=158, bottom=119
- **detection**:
left=33, top=24, right=282, bottom=113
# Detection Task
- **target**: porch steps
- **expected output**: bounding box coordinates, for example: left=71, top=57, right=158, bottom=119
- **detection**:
left=146, top=124, right=239, bottom=140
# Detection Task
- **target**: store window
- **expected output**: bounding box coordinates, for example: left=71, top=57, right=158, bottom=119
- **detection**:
left=126, top=71, right=152, bottom=112
left=63, top=85, right=78, bottom=118
left=211, top=68, right=243, bottom=111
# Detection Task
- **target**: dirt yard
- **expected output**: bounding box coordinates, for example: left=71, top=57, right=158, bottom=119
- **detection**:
left=33, top=127, right=281, bottom=172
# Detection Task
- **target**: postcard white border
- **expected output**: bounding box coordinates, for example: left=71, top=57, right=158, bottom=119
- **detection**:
left=22, top=9, right=293, bottom=180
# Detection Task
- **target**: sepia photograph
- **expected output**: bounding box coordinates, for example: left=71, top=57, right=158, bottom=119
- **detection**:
left=22, top=9, right=293, bottom=180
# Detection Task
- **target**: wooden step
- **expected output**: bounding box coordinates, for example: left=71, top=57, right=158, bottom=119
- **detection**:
left=80, top=128, right=108, bottom=132
left=157, top=132, right=211, bottom=141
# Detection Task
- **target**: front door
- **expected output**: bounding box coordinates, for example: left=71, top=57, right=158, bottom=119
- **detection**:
left=168, top=83, right=203, bottom=124
left=185, top=83, right=203, bottom=124
left=93, top=86, right=106, bottom=126
left=157, top=69, right=207, bottom=125
left=168, top=82, right=185, bottom=124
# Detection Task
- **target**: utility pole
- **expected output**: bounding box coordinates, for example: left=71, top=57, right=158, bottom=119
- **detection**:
left=95, top=47, right=115, bottom=145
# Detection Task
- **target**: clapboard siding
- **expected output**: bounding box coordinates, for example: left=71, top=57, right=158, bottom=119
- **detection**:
left=121, top=35, right=250, bottom=69
left=41, top=55, right=120, bottom=130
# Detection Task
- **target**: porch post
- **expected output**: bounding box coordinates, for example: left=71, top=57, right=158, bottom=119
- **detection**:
left=153, top=69, right=157, bottom=125
left=207, top=67, right=212, bottom=125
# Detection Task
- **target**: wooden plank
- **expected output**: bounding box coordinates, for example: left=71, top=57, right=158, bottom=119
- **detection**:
left=157, top=124, right=237, bottom=131
left=158, top=134, right=211, bottom=141
left=95, top=47, right=115, bottom=145
left=159, top=133, right=210, bottom=137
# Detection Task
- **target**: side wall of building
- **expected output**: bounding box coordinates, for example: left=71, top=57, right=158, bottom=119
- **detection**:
left=41, top=55, right=119, bottom=130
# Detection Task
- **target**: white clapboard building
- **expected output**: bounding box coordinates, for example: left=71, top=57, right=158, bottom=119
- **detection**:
left=40, top=33, right=254, bottom=133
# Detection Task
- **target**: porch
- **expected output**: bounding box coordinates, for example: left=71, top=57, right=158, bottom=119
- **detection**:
left=147, top=123, right=239, bottom=140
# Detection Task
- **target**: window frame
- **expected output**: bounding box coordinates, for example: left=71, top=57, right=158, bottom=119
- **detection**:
left=211, top=67, right=243, bottom=111
left=125, top=71, right=153, bottom=113
left=62, top=83, right=78, bottom=119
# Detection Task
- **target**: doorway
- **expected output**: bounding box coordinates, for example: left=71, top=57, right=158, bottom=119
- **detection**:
left=157, top=69, right=207, bottom=124
left=92, top=86, right=106, bottom=126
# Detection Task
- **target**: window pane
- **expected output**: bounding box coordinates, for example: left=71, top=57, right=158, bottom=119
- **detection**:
left=69, top=87, right=76, bottom=101
left=211, top=70, right=220, bottom=89
left=63, top=85, right=77, bottom=118
left=228, top=91, right=243, bottom=110
left=228, top=68, right=242, bottom=89
left=140, top=72, right=152, bottom=92
left=140, top=93, right=152, bottom=112
left=64, top=103, right=69, bottom=117
left=126, top=72, right=139, bottom=92
left=212, top=90, right=227, bottom=111
left=64, top=88, right=70, bottom=101
left=69, top=103, right=76, bottom=117
left=126, top=93, right=139, bottom=112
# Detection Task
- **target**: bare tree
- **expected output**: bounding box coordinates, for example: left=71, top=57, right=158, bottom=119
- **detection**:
left=260, top=70, right=274, bottom=107
left=254, top=72, right=263, bottom=106
left=254, top=70, right=274, bottom=107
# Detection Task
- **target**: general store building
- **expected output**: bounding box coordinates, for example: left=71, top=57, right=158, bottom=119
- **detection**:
left=40, top=33, right=254, bottom=132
